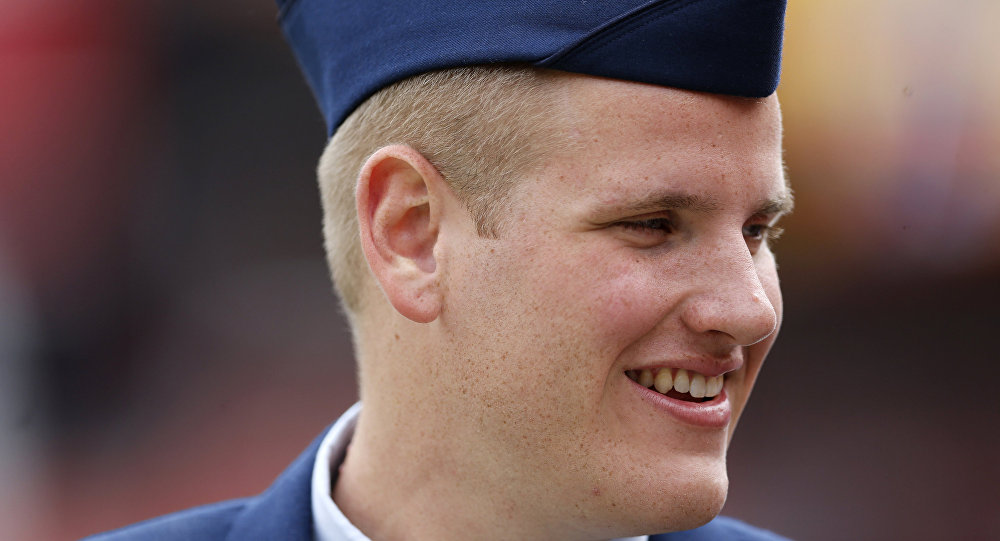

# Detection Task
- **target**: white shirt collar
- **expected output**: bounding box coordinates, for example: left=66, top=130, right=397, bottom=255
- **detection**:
left=311, top=402, right=648, bottom=541
left=312, top=402, right=369, bottom=541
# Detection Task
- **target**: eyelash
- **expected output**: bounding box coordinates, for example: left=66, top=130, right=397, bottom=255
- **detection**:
left=617, top=217, right=675, bottom=234
left=617, top=219, right=784, bottom=244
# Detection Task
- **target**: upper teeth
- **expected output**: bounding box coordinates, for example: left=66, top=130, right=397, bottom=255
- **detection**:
left=627, top=368, right=724, bottom=398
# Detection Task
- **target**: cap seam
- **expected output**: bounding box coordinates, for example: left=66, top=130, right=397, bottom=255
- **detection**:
left=535, top=0, right=690, bottom=66
left=540, top=0, right=701, bottom=67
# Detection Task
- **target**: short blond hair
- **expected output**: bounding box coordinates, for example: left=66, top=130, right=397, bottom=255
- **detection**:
left=318, top=66, right=566, bottom=316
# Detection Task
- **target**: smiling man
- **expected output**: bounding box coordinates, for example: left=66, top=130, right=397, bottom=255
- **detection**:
left=337, top=76, right=791, bottom=541
left=87, top=1, right=793, bottom=540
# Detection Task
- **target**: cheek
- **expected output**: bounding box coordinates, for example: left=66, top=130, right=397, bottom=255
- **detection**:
left=523, top=247, right=671, bottom=350
left=451, top=242, right=665, bottom=414
left=598, top=265, right=676, bottom=344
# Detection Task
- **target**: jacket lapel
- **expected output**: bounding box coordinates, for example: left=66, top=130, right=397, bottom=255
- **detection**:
left=224, top=428, right=331, bottom=541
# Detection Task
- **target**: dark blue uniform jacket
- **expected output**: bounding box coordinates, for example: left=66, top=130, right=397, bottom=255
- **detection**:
left=84, top=429, right=788, bottom=541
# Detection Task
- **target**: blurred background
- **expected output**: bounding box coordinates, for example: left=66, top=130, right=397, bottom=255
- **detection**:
left=1, top=0, right=997, bottom=539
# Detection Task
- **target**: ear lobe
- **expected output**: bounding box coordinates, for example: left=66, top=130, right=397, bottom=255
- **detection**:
left=357, top=145, right=444, bottom=323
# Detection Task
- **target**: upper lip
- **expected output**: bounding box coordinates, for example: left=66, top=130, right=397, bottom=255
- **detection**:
left=626, top=355, right=743, bottom=378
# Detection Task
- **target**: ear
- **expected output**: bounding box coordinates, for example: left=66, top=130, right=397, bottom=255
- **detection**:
left=356, top=145, right=445, bottom=323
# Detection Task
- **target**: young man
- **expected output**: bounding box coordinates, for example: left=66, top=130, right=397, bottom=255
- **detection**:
left=88, top=1, right=793, bottom=539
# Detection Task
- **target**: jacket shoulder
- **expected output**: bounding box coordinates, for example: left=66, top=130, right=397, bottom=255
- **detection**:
left=81, top=498, right=252, bottom=541
left=79, top=425, right=330, bottom=541
left=651, top=515, right=791, bottom=541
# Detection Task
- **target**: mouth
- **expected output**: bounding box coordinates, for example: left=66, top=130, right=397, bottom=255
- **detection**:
left=625, top=368, right=724, bottom=403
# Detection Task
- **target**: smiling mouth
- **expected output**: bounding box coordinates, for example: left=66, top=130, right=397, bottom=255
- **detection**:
left=626, top=368, right=724, bottom=403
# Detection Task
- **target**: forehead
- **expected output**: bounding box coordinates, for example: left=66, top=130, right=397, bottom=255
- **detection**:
left=521, top=74, right=786, bottom=208
left=561, top=74, right=783, bottom=146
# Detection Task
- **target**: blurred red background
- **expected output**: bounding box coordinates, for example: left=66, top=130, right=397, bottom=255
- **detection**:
left=1, top=1, right=998, bottom=539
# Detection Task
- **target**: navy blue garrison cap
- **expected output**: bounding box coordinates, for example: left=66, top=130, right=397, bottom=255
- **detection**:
left=276, top=0, right=787, bottom=136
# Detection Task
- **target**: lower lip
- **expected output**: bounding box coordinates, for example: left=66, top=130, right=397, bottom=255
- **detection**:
left=628, top=378, right=732, bottom=428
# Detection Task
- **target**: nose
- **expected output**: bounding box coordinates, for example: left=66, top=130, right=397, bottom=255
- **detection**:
left=679, top=242, right=778, bottom=347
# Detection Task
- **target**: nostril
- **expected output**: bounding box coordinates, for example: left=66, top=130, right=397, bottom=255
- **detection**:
left=680, top=290, right=776, bottom=347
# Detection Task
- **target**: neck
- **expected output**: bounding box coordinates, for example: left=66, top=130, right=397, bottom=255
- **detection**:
left=333, top=400, right=574, bottom=541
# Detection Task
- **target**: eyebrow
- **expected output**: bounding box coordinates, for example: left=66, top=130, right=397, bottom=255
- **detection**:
left=614, top=192, right=722, bottom=215
left=752, top=190, right=795, bottom=217
left=610, top=188, right=794, bottom=218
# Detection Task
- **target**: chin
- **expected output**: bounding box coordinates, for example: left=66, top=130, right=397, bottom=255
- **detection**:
left=661, top=471, right=728, bottom=532
left=661, top=472, right=729, bottom=532
left=597, top=458, right=729, bottom=538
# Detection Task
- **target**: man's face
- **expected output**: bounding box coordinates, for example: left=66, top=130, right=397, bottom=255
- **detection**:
left=435, top=75, right=788, bottom=536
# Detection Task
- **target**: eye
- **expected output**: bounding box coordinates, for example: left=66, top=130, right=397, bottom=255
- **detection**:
left=613, top=216, right=677, bottom=248
left=618, top=217, right=675, bottom=234
left=742, top=222, right=785, bottom=244
left=742, top=223, right=768, bottom=240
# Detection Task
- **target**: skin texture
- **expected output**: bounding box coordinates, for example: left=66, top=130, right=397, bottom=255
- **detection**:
left=339, top=74, right=790, bottom=541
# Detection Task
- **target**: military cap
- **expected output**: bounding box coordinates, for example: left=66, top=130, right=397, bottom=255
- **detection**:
left=276, top=0, right=787, bottom=135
